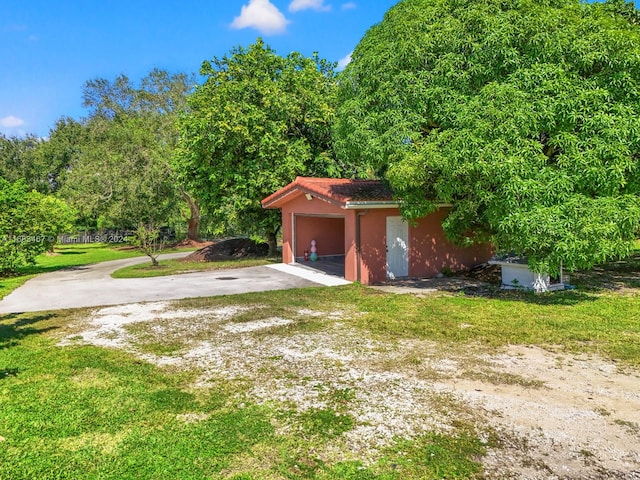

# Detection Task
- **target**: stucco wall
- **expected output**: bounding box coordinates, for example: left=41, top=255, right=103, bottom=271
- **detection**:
left=276, top=193, right=491, bottom=284
left=357, top=209, right=397, bottom=284
left=357, top=208, right=492, bottom=284
left=409, top=208, right=493, bottom=279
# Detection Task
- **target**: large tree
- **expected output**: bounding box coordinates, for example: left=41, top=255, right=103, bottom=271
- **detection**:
left=60, top=69, right=200, bottom=236
left=176, top=39, right=340, bottom=254
left=60, top=115, right=178, bottom=230
left=335, top=0, right=640, bottom=273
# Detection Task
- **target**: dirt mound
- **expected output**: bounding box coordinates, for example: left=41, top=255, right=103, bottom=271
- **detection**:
left=183, top=238, right=269, bottom=262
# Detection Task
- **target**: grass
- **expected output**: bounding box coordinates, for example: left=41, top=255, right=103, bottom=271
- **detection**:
left=0, top=309, right=490, bottom=480
left=111, top=256, right=279, bottom=278
left=1, top=281, right=638, bottom=477
left=0, top=243, right=197, bottom=300
left=0, top=249, right=639, bottom=478
left=176, top=283, right=640, bottom=366
left=0, top=325, right=275, bottom=479
left=25, top=243, right=147, bottom=271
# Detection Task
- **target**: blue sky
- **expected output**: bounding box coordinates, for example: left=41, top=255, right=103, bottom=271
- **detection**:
left=1, top=0, right=398, bottom=137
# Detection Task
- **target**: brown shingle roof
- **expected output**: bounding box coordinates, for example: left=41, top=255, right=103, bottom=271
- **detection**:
left=262, top=177, right=396, bottom=209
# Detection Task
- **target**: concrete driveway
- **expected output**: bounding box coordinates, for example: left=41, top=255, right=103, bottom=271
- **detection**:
left=0, top=253, right=329, bottom=314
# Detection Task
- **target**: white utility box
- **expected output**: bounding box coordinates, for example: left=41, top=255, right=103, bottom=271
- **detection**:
left=489, top=257, right=566, bottom=293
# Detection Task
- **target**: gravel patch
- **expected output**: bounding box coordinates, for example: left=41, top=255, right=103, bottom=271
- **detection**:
left=60, top=301, right=640, bottom=478
left=222, top=317, right=294, bottom=333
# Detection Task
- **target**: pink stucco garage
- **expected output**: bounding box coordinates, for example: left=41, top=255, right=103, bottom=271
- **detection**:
left=262, top=177, right=492, bottom=284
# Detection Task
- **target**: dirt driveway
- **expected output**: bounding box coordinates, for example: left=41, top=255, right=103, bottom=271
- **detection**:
left=58, top=298, right=640, bottom=479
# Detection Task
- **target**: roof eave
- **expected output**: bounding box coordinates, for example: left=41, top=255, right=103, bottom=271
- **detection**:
left=261, top=187, right=301, bottom=209
left=262, top=185, right=348, bottom=209
left=344, top=201, right=399, bottom=209
left=344, top=201, right=453, bottom=210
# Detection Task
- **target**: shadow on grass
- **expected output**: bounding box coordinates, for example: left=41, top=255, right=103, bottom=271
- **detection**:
left=456, top=253, right=640, bottom=304
left=380, top=275, right=600, bottom=305
left=0, top=313, right=58, bottom=351
left=463, top=287, right=599, bottom=306
left=0, top=368, right=19, bottom=380
left=14, top=263, right=93, bottom=276
left=570, top=252, right=640, bottom=293
left=13, top=265, right=71, bottom=276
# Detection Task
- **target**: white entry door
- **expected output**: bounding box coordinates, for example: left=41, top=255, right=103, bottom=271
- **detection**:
left=386, top=216, right=409, bottom=279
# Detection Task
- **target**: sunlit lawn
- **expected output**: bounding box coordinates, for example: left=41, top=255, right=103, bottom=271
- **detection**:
left=0, top=243, right=639, bottom=478
left=0, top=293, right=490, bottom=480
left=1, top=272, right=639, bottom=478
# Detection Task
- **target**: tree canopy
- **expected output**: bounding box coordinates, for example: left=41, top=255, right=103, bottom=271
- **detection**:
left=59, top=114, right=178, bottom=230
left=335, top=0, right=640, bottom=273
left=0, top=178, right=74, bottom=274
left=176, top=39, right=340, bottom=253
left=0, top=133, right=55, bottom=193
left=59, top=69, right=197, bottom=234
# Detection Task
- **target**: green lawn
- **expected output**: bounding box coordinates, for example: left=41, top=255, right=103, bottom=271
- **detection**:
left=0, top=341, right=484, bottom=480
left=26, top=243, right=147, bottom=271
left=0, top=246, right=639, bottom=478
left=0, top=295, right=488, bottom=480
left=172, top=283, right=640, bottom=366
left=1, top=277, right=639, bottom=478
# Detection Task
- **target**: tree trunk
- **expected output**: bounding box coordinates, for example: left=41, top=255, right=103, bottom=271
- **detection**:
left=187, top=215, right=200, bottom=242
left=183, top=192, right=200, bottom=242
left=266, top=230, right=278, bottom=257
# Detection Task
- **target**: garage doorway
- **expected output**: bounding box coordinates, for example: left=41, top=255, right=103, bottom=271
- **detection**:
left=293, top=214, right=345, bottom=278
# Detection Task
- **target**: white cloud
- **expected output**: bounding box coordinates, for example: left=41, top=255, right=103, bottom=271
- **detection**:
left=0, top=115, right=25, bottom=128
left=289, top=0, right=332, bottom=12
left=341, top=2, right=356, bottom=10
left=337, top=52, right=352, bottom=70
left=231, top=0, right=290, bottom=35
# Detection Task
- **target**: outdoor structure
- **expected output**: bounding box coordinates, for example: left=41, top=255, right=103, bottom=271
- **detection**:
left=489, top=256, right=567, bottom=293
left=262, top=177, right=493, bottom=284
